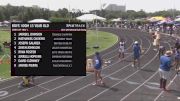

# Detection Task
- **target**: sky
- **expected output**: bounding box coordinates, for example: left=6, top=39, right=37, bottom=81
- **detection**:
left=0, top=0, right=180, bottom=12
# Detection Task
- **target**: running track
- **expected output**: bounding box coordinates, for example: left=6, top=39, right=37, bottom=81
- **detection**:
left=0, top=28, right=179, bottom=101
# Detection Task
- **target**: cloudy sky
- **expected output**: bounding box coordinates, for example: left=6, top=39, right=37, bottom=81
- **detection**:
left=0, top=0, right=179, bottom=12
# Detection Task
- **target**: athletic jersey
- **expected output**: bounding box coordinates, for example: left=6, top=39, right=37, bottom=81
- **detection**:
left=133, top=44, right=141, bottom=57
left=119, top=42, right=125, bottom=52
left=155, top=32, right=160, bottom=39
left=94, top=56, right=102, bottom=70
left=160, top=55, right=171, bottom=71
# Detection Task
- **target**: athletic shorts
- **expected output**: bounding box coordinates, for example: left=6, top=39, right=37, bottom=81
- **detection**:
left=159, top=68, right=169, bottom=79
left=134, top=55, right=140, bottom=60
left=119, top=49, right=125, bottom=53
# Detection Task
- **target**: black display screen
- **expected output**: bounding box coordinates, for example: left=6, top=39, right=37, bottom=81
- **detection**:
left=11, top=23, right=86, bottom=76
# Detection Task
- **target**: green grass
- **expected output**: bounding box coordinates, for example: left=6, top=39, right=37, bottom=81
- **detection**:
left=0, top=56, right=11, bottom=79
left=86, top=30, right=118, bottom=56
left=0, top=30, right=11, bottom=43
left=0, top=30, right=11, bottom=79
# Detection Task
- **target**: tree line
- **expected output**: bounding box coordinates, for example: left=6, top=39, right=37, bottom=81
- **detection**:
left=0, top=4, right=180, bottom=22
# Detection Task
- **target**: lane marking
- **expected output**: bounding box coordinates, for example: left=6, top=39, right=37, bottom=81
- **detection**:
left=0, top=76, right=43, bottom=91
left=0, top=91, right=8, bottom=97
left=26, top=35, right=146, bottom=101
left=120, top=70, right=159, bottom=101
left=120, top=39, right=172, bottom=101
left=0, top=55, right=6, bottom=60
left=87, top=49, right=158, bottom=101
left=154, top=75, right=177, bottom=101
left=55, top=37, right=151, bottom=101
left=36, top=85, right=50, bottom=91
left=0, top=76, right=64, bottom=100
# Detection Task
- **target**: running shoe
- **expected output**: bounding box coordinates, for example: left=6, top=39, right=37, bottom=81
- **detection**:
left=92, top=83, right=98, bottom=86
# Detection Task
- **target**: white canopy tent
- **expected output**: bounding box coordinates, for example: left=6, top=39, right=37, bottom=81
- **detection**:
left=111, top=18, right=122, bottom=22
left=76, top=14, right=106, bottom=22
left=175, top=18, right=180, bottom=22
left=28, top=19, right=50, bottom=23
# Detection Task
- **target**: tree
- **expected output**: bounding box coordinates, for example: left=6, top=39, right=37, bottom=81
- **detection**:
left=0, top=45, right=2, bottom=52
left=0, top=11, right=5, bottom=21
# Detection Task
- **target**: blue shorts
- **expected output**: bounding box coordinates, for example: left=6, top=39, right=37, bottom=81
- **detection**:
left=94, top=65, right=101, bottom=70
left=134, top=55, right=140, bottom=60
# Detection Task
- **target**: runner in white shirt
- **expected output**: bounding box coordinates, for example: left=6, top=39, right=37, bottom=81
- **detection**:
left=119, top=39, right=125, bottom=59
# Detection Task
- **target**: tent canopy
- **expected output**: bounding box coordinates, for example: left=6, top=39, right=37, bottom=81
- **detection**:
left=148, top=16, right=165, bottom=22
left=157, top=18, right=174, bottom=24
left=76, top=14, right=106, bottom=22
left=175, top=18, right=180, bottom=22
left=111, top=18, right=121, bottom=22
left=28, top=19, right=50, bottom=23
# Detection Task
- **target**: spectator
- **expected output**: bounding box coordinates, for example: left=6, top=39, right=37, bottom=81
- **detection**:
left=159, top=51, right=172, bottom=91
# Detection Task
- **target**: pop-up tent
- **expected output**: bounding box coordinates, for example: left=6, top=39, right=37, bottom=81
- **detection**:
left=147, top=16, right=165, bottom=22
left=175, top=18, right=180, bottom=22
left=28, top=19, right=50, bottom=23
left=76, top=14, right=106, bottom=22
left=111, top=18, right=122, bottom=22
left=157, top=18, right=174, bottom=24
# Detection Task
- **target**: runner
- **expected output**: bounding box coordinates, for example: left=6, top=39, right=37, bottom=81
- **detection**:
left=18, top=76, right=31, bottom=88
left=119, top=39, right=125, bottom=59
left=92, top=52, right=104, bottom=86
left=18, top=76, right=35, bottom=88
left=159, top=51, right=172, bottom=91
left=132, top=41, right=141, bottom=69
left=153, top=29, right=161, bottom=51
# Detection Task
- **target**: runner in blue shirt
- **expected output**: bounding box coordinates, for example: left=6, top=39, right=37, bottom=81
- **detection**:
left=132, top=41, right=141, bottom=69
left=92, top=52, right=104, bottom=86
left=159, top=51, right=172, bottom=91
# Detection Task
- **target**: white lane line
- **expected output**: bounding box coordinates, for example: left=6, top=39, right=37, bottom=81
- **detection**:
left=25, top=76, right=85, bottom=101
left=120, top=69, right=159, bottom=101
left=0, top=76, right=43, bottom=91
left=0, top=30, right=130, bottom=84
left=0, top=43, right=134, bottom=99
left=0, top=34, right=132, bottom=90
left=36, top=85, right=50, bottom=91
left=120, top=41, right=172, bottom=101
left=25, top=52, right=135, bottom=101
left=55, top=37, right=150, bottom=101
left=6, top=54, right=10, bottom=58
left=26, top=36, right=145, bottom=101
left=88, top=51, right=158, bottom=101
left=86, top=38, right=153, bottom=101
left=0, top=76, right=18, bottom=83
left=0, top=55, right=6, bottom=60
left=154, top=75, right=177, bottom=101
left=0, top=76, right=64, bottom=100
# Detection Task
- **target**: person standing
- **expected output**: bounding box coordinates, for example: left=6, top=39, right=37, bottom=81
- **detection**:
left=119, top=39, right=125, bottom=59
left=93, top=52, right=104, bottom=86
left=159, top=51, right=172, bottom=91
left=153, top=29, right=161, bottom=51
left=132, top=41, right=141, bottom=69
